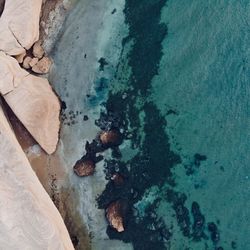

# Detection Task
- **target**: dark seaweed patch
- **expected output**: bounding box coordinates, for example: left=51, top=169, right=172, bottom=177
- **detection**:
left=208, top=222, right=220, bottom=244
left=94, top=0, right=226, bottom=249
left=191, top=202, right=207, bottom=241
left=194, top=153, right=207, bottom=167
left=166, top=189, right=191, bottom=237
left=98, top=57, right=109, bottom=71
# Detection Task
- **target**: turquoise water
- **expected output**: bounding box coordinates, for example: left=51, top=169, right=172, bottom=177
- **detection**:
left=97, top=0, right=250, bottom=249
left=152, top=1, right=250, bottom=249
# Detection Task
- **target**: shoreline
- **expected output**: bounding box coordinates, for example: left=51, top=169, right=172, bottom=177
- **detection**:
left=47, top=0, right=133, bottom=249
left=8, top=1, right=92, bottom=248
left=16, top=0, right=133, bottom=249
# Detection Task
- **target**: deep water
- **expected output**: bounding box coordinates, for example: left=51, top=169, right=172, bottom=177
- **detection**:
left=96, top=0, right=250, bottom=250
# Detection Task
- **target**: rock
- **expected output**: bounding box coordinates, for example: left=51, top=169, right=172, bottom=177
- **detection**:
left=0, top=104, right=74, bottom=250
left=191, top=201, right=205, bottom=240
left=0, top=52, right=28, bottom=95
left=29, top=57, right=39, bottom=67
left=32, top=57, right=52, bottom=74
left=15, top=51, right=26, bottom=64
left=111, top=173, right=124, bottom=186
left=0, top=52, right=60, bottom=154
left=208, top=222, right=220, bottom=243
left=0, top=0, right=4, bottom=17
left=73, top=159, right=95, bottom=177
left=106, top=200, right=127, bottom=232
left=99, top=129, right=122, bottom=147
left=22, top=56, right=32, bottom=69
left=0, top=0, right=42, bottom=55
left=33, top=41, right=44, bottom=59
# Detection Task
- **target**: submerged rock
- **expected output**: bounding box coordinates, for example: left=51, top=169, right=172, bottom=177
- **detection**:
left=99, top=129, right=122, bottom=147
left=208, top=222, right=220, bottom=243
left=73, top=159, right=95, bottom=177
left=29, top=57, right=39, bottom=67
left=191, top=202, right=206, bottom=240
left=111, top=173, right=124, bottom=186
left=106, top=200, right=127, bottom=233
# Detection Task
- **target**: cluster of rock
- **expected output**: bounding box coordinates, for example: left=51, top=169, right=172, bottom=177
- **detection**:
left=105, top=200, right=127, bottom=233
left=73, top=128, right=127, bottom=232
left=0, top=0, right=74, bottom=249
left=0, top=51, right=60, bottom=154
left=73, top=129, right=123, bottom=177
left=0, top=0, right=59, bottom=154
left=16, top=41, right=52, bottom=74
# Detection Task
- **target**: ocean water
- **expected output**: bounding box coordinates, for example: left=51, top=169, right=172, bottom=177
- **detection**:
left=96, top=0, right=250, bottom=250
left=50, top=0, right=249, bottom=249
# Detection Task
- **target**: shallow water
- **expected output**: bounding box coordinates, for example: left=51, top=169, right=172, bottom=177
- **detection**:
left=97, top=0, right=250, bottom=249
left=50, top=0, right=249, bottom=249
left=152, top=1, right=250, bottom=249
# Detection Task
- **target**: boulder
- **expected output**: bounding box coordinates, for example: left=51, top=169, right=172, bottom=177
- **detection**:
left=15, top=51, right=26, bottom=64
left=22, top=56, right=32, bottom=69
left=0, top=104, right=74, bottom=249
left=29, top=57, right=39, bottom=67
left=73, top=158, right=95, bottom=177
left=32, top=41, right=44, bottom=59
left=106, top=200, right=127, bottom=233
left=0, top=52, right=28, bottom=95
left=32, top=57, right=52, bottom=74
left=0, top=52, right=60, bottom=154
left=99, top=129, right=122, bottom=147
left=111, top=173, right=124, bottom=186
left=0, top=0, right=42, bottom=55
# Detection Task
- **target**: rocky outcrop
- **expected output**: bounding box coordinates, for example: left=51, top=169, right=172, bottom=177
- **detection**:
left=0, top=52, right=60, bottom=154
left=32, top=41, right=45, bottom=59
left=0, top=104, right=74, bottom=249
left=0, top=0, right=5, bottom=17
left=99, top=130, right=122, bottom=147
left=111, top=173, right=124, bottom=186
left=22, top=56, right=32, bottom=69
left=32, top=56, right=52, bottom=74
left=0, top=0, right=42, bottom=55
left=73, top=158, right=95, bottom=177
left=106, top=200, right=127, bottom=233
left=15, top=51, right=26, bottom=63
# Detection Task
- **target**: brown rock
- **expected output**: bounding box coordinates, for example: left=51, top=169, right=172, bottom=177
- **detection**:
left=106, top=200, right=127, bottom=233
left=99, top=130, right=122, bottom=147
left=33, top=41, right=44, bottom=59
left=111, top=173, right=124, bottom=186
left=73, top=159, right=95, bottom=177
left=15, top=51, right=26, bottom=64
left=22, top=56, right=32, bottom=69
left=32, top=57, right=52, bottom=74
left=29, top=57, right=39, bottom=67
